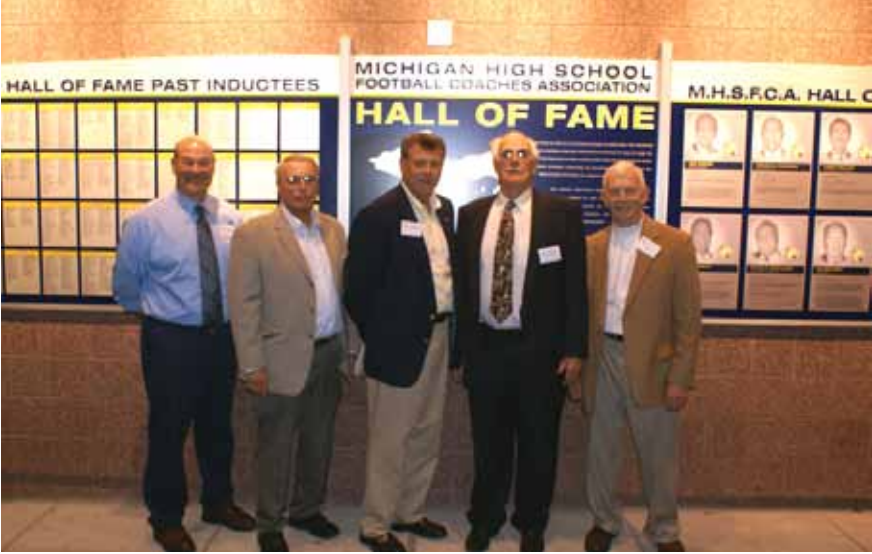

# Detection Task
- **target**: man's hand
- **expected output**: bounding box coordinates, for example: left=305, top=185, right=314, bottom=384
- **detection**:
left=665, top=383, right=689, bottom=412
left=556, top=357, right=583, bottom=402
left=449, top=366, right=464, bottom=385
left=242, top=368, right=268, bottom=396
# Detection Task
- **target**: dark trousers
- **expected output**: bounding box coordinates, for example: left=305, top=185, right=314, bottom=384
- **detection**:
left=466, top=327, right=565, bottom=535
left=140, top=316, right=238, bottom=529
left=255, top=336, right=344, bottom=533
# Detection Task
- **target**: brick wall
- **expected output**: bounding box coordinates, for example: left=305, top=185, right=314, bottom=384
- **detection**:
left=2, top=0, right=871, bottom=63
left=3, top=314, right=870, bottom=503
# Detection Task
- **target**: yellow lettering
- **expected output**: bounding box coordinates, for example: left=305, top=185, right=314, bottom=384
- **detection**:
left=384, top=102, right=412, bottom=125
left=355, top=101, right=382, bottom=125
left=633, top=105, right=656, bottom=130
left=545, top=104, right=568, bottom=128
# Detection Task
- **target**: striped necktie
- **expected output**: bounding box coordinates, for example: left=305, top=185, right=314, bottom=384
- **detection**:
left=196, top=204, right=223, bottom=327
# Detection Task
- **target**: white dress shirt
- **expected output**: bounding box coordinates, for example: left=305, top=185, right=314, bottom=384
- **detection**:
left=479, top=188, right=532, bottom=330
left=604, top=220, right=643, bottom=336
left=401, top=182, right=454, bottom=314
left=282, top=205, right=344, bottom=340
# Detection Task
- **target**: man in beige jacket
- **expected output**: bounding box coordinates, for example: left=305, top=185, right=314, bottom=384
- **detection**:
left=228, top=155, right=347, bottom=552
left=568, top=160, right=701, bottom=552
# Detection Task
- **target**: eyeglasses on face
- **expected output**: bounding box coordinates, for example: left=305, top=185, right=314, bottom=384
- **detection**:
left=285, top=175, right=319, bottom=185
left=499, top=149, right=532, bottom=160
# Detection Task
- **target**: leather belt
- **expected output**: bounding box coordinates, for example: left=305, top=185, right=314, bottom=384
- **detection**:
left=430, top=312, right=453, bottom=323
left=604, top=332, right=624, bottom=342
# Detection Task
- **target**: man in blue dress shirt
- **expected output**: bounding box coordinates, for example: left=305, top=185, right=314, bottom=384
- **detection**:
left=113, top=135, right=255, bottom=552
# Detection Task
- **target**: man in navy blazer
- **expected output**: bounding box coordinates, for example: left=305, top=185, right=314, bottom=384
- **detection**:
left=455, top=130, right=588, bottom=552
left=345, top=132, right=458, bottom=552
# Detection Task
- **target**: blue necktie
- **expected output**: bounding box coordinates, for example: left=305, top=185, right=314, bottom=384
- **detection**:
left=196, top=205, right=223, bottom=326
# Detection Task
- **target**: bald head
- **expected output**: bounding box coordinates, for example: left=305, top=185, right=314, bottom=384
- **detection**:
left=172, top=135, right=215, bottom=201
left=601, top=160, right=649, bottom=227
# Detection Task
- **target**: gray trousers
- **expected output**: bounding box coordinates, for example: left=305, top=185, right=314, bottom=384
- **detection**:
left=360, top=320, right=449, bottom=537
left=586, top=335, right=680, bottom=543
left=255, top=336, right=343, bottom=533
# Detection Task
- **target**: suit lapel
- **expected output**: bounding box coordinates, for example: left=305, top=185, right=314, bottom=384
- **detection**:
left=469, top=196, right=496, bottom=311
left=521, top=189, right=545, bottom=317
left=624, top=217, right=659, bottom=310
left=593, top=229, right=610, bottom=329
left=273, top=208, right=313, bottom=285
left=319, top=216, right=343, bottom=291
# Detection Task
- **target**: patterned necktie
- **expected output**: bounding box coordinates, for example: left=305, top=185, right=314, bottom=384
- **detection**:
left=196, top=205, right=223, bottom=326
left=490, top=199, right=515, bottom=323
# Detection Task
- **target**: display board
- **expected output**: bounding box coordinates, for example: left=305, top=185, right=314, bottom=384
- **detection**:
left=669, top=63, right=872, bottom=321
left=2, top=56, right=339, bottom=304
left=3, top=52, right=870, bottom=324
left=350, top=56, right=660, bottom=232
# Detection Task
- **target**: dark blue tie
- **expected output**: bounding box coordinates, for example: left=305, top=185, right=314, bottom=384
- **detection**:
left=196, top=205, right=223, bottom=326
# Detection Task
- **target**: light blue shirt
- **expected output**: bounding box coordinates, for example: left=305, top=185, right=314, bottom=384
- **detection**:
left=112, top=189, right=243, bottom=326
left=282, top=205, right=344, bottom=340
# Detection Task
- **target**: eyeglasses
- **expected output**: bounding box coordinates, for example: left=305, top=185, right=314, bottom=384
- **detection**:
left=285, top=175, right=319, bottom=185
left=499, top=149, right=532, bottom=160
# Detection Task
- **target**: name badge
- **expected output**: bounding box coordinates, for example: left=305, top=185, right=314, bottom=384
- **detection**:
left=538, top=245, right=563, bottom=265
left=638, top=236, right=661, bottom=258
left=400, top=220, right=423, bottom=238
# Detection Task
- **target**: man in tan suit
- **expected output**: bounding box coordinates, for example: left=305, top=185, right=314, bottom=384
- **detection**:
left=229, top=155, right=347, bottom=552
left=568, top=160, right=701, bottom=552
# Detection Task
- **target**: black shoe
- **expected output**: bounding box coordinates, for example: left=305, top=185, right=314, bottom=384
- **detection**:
left=359, top=531, right=407, bottom=552
left=152, top=525, right=196, bottom=552
left=391, top=517, right=448, bottom=539
left=258, top=531, right=289, bottom=552
left=202, top=503, right=256, bottom=532
left=288, top=512, right=340, bottom=539
left=585, top=526, right=617, bottom=552
left=465, top=527, right=491, bottom=551
left=657, top=540, right=685, bottom=552
left=520, top=531, right=545, bottom=551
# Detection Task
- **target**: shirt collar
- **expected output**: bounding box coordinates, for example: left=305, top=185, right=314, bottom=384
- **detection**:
left=494, top=187, right=532, bottom=212
left=611, top=218, right=644, bottom=244
left=281, top=203, right=320, bottom=233
left=401, top=181, right=442, bottom=215
left=175, top=189, right=217, bottom=216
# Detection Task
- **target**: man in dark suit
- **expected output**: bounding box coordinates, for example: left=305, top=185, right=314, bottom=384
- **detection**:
left=455, top=130, right=587, bottom=552
left=344, top=132, right=458, bottom=552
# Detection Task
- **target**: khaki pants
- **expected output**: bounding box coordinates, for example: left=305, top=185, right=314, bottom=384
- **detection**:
left=360, top=321, right=449, bottom=536
left=586, top=335, right=681, bottom=543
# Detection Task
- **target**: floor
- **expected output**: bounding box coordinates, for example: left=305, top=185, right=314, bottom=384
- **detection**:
left=2, top=492, right=871, bottom=551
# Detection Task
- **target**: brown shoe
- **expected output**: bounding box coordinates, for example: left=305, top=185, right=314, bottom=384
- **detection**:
left=202, top=503, right=256, bottom=531
left=391, top=517, right=448, bottom=539
left=657, top=540, right=685, bottom=552
left=584, top=526, right=617, bottom=552
left=153, top=526, right=196, bottom=552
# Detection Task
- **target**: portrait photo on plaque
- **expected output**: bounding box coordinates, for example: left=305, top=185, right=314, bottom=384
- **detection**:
left=746, top=215, right=808, bottom=267
left=681, top=212, right=741, bottom=265
left=743, top=214, right=809, bottom=311
left=681, top=110, right=748, bottom=208
left=816, top=113, right=872, bottom=212
left=819, top=113, right=872, bottom=166
left=813, top=216, right=872, bottom=268
left=684, top=110, right=746, bottom=162
left=681, top=212, right=742, bottom=310
left=810, top=216, right=872, bottom=312
left=751, top=111, right=814, bottom=164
